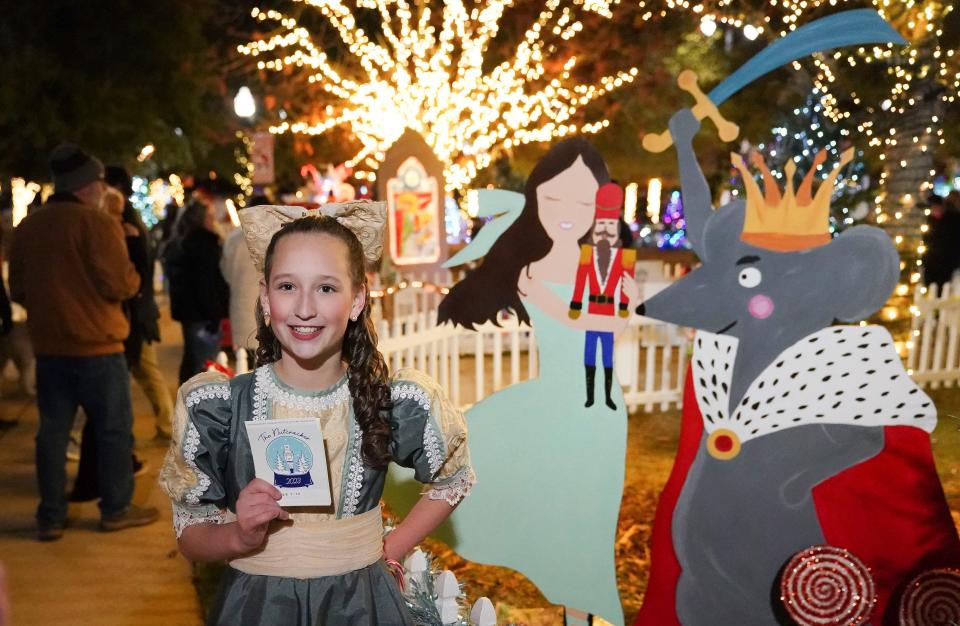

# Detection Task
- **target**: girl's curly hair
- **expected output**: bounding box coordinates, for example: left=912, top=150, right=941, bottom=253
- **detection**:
left=254, top=215, right=393, bottom=468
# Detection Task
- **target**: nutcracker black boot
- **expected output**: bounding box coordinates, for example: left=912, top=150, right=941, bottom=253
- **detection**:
left=603, top=367, right=617, bottom=410
left=584, top=366, right=596, bottom=407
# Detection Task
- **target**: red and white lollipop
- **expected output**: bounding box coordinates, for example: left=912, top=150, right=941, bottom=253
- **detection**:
left=899, top=568, right=960, bottom=626
left=780, top=545, right=876, bottom=626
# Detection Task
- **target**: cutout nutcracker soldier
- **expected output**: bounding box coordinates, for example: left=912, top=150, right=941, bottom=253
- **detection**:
left=569, top=183, right=636, bottom=410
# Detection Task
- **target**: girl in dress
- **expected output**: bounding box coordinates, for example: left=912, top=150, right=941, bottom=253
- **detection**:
left=160, top=203, right=474, bottom=625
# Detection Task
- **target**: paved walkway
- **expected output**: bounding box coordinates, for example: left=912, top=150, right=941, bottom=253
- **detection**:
left=0, top=312, right=202, bottom=626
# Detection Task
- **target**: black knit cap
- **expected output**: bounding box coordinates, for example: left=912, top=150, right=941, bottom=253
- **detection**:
left=105, top=165, right=133, bottom=197
left=48, top=143, right=105, bottom=192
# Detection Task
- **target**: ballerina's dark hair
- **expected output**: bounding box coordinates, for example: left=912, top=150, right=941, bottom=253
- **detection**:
left=438, top=137, right=609, bottom=329
left=254, top=216, right=393, bottom=468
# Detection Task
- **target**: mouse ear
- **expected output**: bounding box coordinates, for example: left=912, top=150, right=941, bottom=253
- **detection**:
left=816, top=226, right=899, bottom=322
left=701, top=202, right=746, bottom=261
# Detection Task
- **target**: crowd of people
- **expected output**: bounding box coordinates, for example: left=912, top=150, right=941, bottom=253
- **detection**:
left=924, top=191, right=960, bottom=288
left=0, top=144, right=266, bottom=542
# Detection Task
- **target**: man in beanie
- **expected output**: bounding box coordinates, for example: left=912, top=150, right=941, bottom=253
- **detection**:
left=9, top=143, right=159, bottom=541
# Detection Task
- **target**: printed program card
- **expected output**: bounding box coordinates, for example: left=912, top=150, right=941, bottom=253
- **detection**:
left=244, top=418, right=332, bottom=507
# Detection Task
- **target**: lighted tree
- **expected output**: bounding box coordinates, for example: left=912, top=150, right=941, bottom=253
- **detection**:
left=238, top=0, right=638, bottom=192
left=747, top=89, right=873, bottom=235
left=655, top=1, right=960, bottom=313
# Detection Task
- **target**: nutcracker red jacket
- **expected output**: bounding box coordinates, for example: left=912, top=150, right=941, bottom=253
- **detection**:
left=570, top=244, right=636, bottom=316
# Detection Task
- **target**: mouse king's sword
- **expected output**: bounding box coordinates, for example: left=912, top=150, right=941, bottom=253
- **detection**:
left=643, top=9, right=907, bottom=152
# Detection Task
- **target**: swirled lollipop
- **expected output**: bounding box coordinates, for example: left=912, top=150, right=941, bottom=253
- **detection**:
left=899, top=568, right=960, bottom=626
left=780, top=545, right=876, bottom=626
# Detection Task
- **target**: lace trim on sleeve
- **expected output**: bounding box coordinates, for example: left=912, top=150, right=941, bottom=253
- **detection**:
left=423, top=421, right=443, bottom=476
left=185, top=383, right=230, bottom=408
left=182, top=421, right=212, bottom=505
left=425, top=466, right=476, bottom=506
left=393, top=380, right=446, bottom=475
left=391, top=382, right=432, bottom=413
left=172, top=502, right=225, bottom=538
left=341, top=421, right=364, bottom=518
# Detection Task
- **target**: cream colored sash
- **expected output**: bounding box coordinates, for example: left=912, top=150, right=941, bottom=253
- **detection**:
left=229, top=507, right=384, bottom=579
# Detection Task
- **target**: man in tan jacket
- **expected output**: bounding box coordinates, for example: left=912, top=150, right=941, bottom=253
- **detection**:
left=10, top=143, right=159, bottom=540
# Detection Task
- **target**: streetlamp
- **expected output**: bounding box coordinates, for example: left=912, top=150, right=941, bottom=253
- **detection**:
left=232, top=86, right=258, bottom=207
left=234, top=86, right=256, bottom=119
left=699, top=18, right=717, bottom=37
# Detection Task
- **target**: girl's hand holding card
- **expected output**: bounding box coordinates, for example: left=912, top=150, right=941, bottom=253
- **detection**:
left=235, top=478, right=290, bottom=551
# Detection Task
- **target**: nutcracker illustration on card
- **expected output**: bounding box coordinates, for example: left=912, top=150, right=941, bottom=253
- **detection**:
left=244, top=418, right=332, bottom=507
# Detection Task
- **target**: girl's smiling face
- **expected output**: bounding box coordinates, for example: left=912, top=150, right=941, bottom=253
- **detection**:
left=260, top=232, right=365, bottom=371
left=535, top=156, right=599, bottom=246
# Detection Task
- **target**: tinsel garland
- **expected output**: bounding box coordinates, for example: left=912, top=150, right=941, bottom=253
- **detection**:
left=402, top=550, right=470, bottom=626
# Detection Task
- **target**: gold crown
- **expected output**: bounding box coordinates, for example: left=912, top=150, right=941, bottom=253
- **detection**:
left=731, top=147, right=853, bottom=252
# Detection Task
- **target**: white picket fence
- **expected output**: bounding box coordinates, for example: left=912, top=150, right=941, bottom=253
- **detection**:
left=365, top=263, right=691, bottom=411
left=218, top=264, right=960, bottom=411
left=221, top=280, right=960, bottom=410
left=380, top=312, right=536, bottom=408
left=908, top=280, right=960, bottom=388
left=220, top=311, right=688, bottom=412
left=616, top=319, right=690, bottom=412
left=403, top=549, right=497, bottom=625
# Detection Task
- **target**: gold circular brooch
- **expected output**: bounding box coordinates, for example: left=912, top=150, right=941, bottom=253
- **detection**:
left=707, top=428, right=741, bottom=460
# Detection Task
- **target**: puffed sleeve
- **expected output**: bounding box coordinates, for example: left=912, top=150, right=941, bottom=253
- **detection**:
left=159, top=371, right=234, bottom=538
left=389, top=369, right=475, bottom=506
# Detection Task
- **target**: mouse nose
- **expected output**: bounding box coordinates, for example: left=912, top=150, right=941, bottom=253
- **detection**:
left=635, top=303, right=646, bottom=316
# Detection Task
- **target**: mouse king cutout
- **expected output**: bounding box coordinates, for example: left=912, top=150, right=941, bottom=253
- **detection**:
left=635, top=38, right=959, bottom=626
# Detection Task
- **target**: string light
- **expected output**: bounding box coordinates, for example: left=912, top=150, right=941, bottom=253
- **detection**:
left=136, top=144, right=156, bottom=163
left=239, top=0, right=637, bottom=192
left=10, top=178, right=41, bottom=228
left=624, top=182, right=639, bottom=224
left=131, top=175, right=185, bottom=228
left=225, top=198, right=241, bottom=227
left=668, top=1, right=957, bottom=336
left=646, top=178, right=661, bottom=224
left=234, top=131, right=254, bottom=207
left=368, top=280, right=450, bottom=299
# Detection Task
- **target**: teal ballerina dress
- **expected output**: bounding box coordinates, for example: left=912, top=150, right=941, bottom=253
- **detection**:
left=446, top=283, right=627, bottom=625
left=160, top=365, right=474, bottom=626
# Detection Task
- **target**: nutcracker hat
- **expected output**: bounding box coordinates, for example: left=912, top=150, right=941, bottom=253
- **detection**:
left=595, top=183, right=624, bottom=221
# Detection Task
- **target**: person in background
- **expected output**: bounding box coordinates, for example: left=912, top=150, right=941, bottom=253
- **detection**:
left=220, top=195, right=268, bottom=357
left=105, top=166, right=172, bottom=440
left=69, top=186, right=152, bottom=503
left=9, top=143, right=158, bottom=541
left=922, top=193, right=960, bottom=288
left=157, top=199, right=181, bottom=251
left=946, top=189, right=960, bottom=211
left=162, top=200, right=230, bottom=383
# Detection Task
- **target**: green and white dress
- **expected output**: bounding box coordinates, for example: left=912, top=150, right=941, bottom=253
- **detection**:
left=160, top=364, right=474, bottom=626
